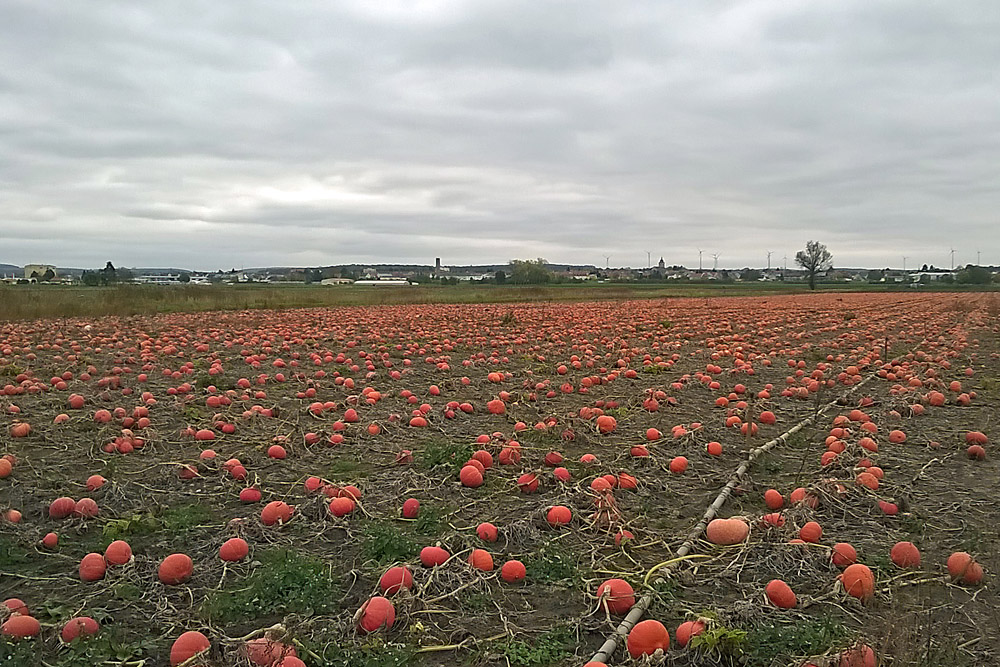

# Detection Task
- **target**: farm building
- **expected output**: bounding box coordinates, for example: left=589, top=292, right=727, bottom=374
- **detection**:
left=23, top=264, right=57, bottom=281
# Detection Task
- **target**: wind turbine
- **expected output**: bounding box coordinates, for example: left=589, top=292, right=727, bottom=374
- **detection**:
left=902, top=256, right=908, bottom=273
left=766, top=250, right=773, bottom=271
left=697, top=248, right=703, bottom=272
left=977, top=250, right=981, bottom=265
left=646, top=251, right=651, bottom=269
left=950, top=248, right=955, bottom=270
left=604, top=255, right=611, bottom=269
left=711, top=253, right=720, bottom=271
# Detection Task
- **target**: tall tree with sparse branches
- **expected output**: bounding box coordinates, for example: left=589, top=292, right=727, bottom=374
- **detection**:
left=795, top=240, right=833, bottom=290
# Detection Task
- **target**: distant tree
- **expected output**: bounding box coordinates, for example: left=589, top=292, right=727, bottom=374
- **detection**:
left=81, top=271, right=100, bottom=287
left=116, top=268, right=134, bottom=283
left=956, top=265, right=992, bottom=285
left=740, top=268, right=761, bottom=281
left=795, top=241, right=833, bottom=290
left=100, top=261, right=117, bottom=285
left=179, top=273, right=191, bottom=283
left=40, top=268, right=55, bottom=282
left=940, top=273, right=954, bottom=284
left=495, top=270, right=507, bottom=285
left=509, top=258, right=552, bottom=285
left=921, top=263, right=929, bottom=272
left=866, top=270, right=884, bottom=283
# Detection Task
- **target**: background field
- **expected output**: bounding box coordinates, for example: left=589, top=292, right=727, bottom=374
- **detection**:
left=2, top=281, right=995, bottom=322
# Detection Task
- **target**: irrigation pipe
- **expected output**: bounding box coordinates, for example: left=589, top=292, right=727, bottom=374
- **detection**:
left=588, top=363, right=889, bottom=665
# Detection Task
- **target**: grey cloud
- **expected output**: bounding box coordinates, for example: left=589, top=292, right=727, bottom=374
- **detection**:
left=1, top=0, right=998, bottom=271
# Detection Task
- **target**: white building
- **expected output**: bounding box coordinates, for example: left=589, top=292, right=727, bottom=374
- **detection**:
left=23, top=264, right=57, bottom=281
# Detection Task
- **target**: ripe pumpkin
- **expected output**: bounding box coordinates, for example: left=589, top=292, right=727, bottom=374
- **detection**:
left=841, top=563, right=875, bottom=599
left=3, top=599, right=27, bottom=616
left=799, top=521, right=823, bottom=543
left=468, top=548, right=494, bottom=571
left=420, top=545, right=450, bottom=567
left=159, top=553, right=193, bottom=585
left=838, top=644, right=877, bottom=667
left=765, top=579, right=797, bottom=609
left=596, top=578, right=635, bottom=615
left=626, top=619, right=670, bottom=657
left=890, top=541, right=920, bottom=568
left=79, top=553, right=107, bottom=582
left=476, top=522, right=498, bottom=542
left=832, top=542, right=858, bottom=568
left=357, top=596, right=395, bottom=633
left=328, top=497, right=355, bottom=517
left=501, top=560, right=526, bottom=583
left=104, top=540, right=132, bottom=565
left=402, top=498, right=420, bottom=518
left=61, top=616, right=100, bottom=642
left=706, top=518, right=749, bottom=545
left=966, top=431, right=988, bottom=445
left=246, top=638, right=297, bottom=666
left=219, top=537, right=249, bottom=562
left=675, top=620, right=706, bottom=647
left=378, top=566, right=414, bottom=594
left=947, top=552, right=983, bottom=585
left=170, top=631, right=210, bottom=666
left=459, top=465, right=484, bottom=487
left=74, top=497, right=99, bottom=518
left=517, top=472, right=540, bottom=493
left=2, top=614, right=41, bottom=638
left=595, top=415, right=617, bottom=433
left=967, top=445, right=986, bottom=460
left=49, top=496, right=76, bottom=519
left=546, top=505, right=572, bottom=527
left=261, top=501, right=293, bottom=525
left=764, top=489, right=784, bottom=510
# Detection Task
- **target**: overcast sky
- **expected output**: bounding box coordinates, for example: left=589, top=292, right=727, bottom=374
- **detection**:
left=2, top=1, right=998, bottom=271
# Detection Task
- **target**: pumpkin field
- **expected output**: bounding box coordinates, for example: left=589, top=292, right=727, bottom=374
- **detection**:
left=1, top=292, right=998, bottom=667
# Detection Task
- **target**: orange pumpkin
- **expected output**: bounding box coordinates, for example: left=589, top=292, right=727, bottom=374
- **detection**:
left=841, top=563, right=875, bottom=599
left=765, top=579, right=797, bottom=609
left=596, top=578, right=635, bottom=615
left=706, top=518, right=749, bottom=545
left=627, top=619, right=670, bottom=657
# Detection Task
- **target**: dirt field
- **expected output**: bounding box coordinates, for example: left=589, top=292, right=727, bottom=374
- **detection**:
left=1, top=292, right=998, bottom=666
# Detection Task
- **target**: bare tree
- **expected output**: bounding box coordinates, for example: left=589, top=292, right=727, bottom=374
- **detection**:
left=795, top=240, right=833, bottom=290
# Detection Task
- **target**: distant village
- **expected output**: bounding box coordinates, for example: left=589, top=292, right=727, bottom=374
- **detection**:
left=1, top=257, right=996, bottom=286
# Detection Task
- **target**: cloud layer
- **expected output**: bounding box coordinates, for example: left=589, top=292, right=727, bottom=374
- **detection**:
left=2, top=0, right=998, bottom=270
